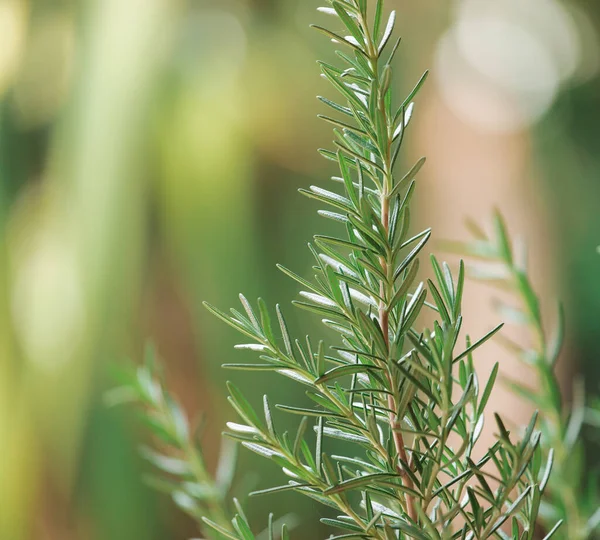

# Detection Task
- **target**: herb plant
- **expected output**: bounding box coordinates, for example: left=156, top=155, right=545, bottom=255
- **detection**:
left=113, top=1, right=572, bottom=538
left=453, top=213, right=600, bottom=539
left=110, top=347, right=292, bottom=539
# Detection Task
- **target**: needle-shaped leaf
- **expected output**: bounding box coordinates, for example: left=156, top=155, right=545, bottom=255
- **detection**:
left=315, top=363, right=383, bottom=384
left=311, top=24, right=363, bottom=53
left=227, top=381, right=264, bottom=430
left=324, top=472, right=402, bottom=495
left=453, top=323, right=504, bottom=364
left=373, top=0, right=384, bottom=38
left=390, top=157, right=426, bottom=199
left=332, top=2, right=365, bottom=48
left=300, top=185, right=356, bottom=214
left=276, top=404, right=344, bottom=418
left=378, top=10, right=396, bottom=54
left=477, top=362, right=499, bottom=417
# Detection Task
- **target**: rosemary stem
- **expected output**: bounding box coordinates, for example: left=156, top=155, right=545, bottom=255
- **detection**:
left=380, top=189, right=417, bottom=523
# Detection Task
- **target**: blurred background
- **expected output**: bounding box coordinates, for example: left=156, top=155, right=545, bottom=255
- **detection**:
left=0, top=0, right=599, bottom=538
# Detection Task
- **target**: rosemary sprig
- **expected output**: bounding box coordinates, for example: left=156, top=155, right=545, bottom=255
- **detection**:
left=452, top=211, right=600, bottom=540
left=204, top=2, right=558, bottom=538
left=110, top=2, right=577, bottom=538
left=107, top=345, right=289, bottom=540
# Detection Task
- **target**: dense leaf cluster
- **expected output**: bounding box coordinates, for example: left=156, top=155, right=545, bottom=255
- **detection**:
left=203, top=1, right=557, bottom=538
left=108, top=347, right=291, bottom=540
left=112, top=1, right=572, bottom=538
left=454, top=214, right=600, bottom=539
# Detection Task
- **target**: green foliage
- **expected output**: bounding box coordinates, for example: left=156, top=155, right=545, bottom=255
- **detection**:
left=452, top=212, right=600, bottom=539
left=202, top=1, right=557, bottom=537
left=107, top=345, right=289, bottom=540
left=112, top=1, right=577, bottom=538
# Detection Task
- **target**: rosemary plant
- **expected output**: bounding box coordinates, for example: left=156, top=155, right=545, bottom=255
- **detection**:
left=202, top=1, right=557, bottom=538
left=109, top=346, right=290, bottom=540
left=453, top=213, right=600, bottom=539
left=114, top=1, right=570, bottom=538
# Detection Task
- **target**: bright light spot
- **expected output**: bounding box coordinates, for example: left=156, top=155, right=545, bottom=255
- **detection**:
left=435, top=0, right=585, bottom=132
left=11, top=232, right=85, bottom=370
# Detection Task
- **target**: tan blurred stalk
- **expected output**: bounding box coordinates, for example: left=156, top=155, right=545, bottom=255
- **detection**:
left=416, top=89, right=555, bottom=447
left=1, top=0, right=176, bottom=536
